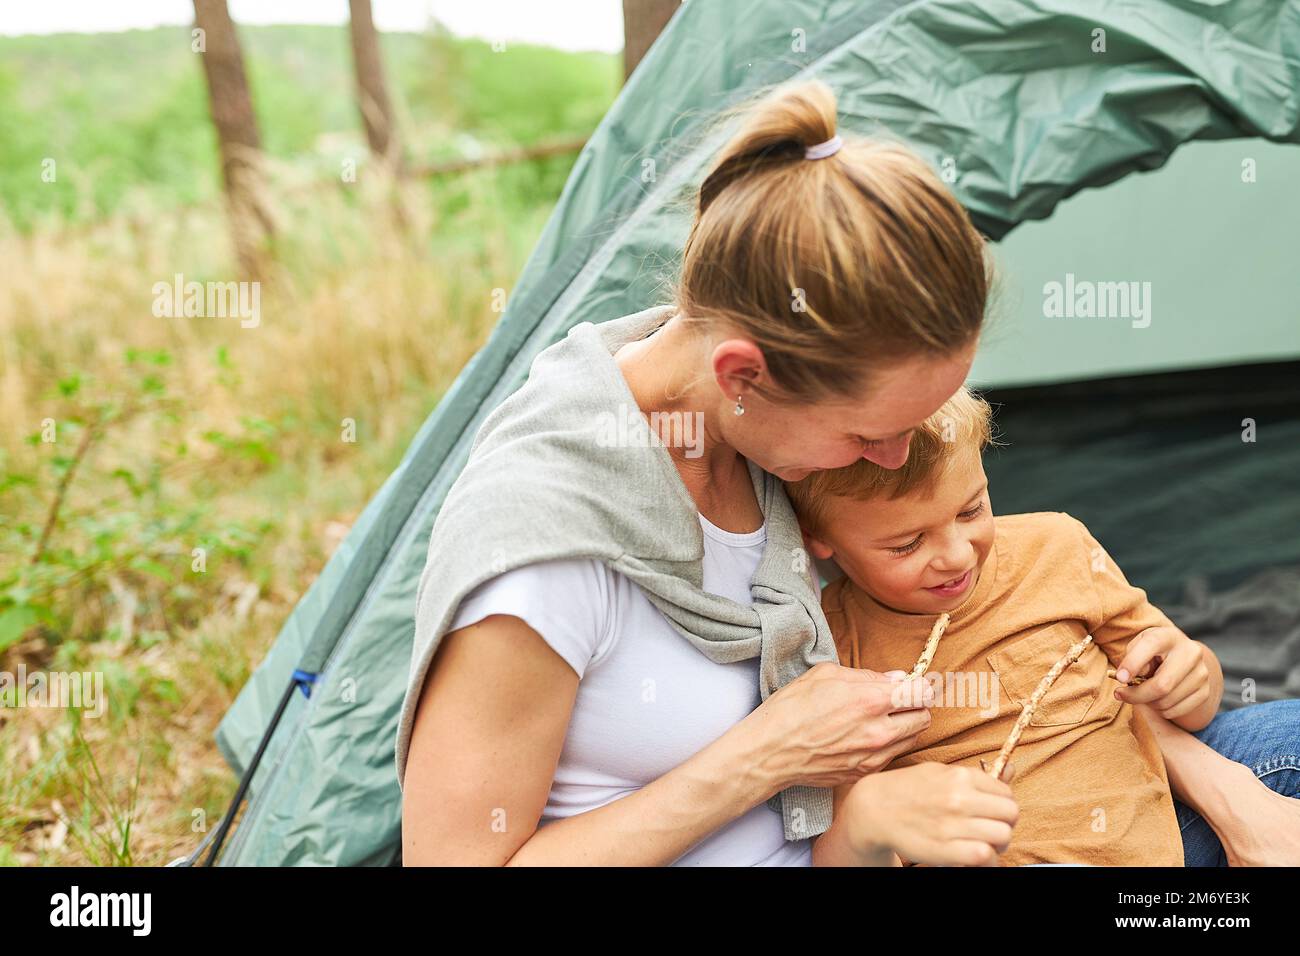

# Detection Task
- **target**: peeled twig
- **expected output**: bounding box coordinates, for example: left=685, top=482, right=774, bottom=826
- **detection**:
left=908, top=612, right=950, bottom=679
left=985, top=635, right=1094, bottom=779
left=1106, top=667, right=1147, bottom=685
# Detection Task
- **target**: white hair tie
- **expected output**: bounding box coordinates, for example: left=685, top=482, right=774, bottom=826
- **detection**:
left=804, top=135, right=843, bottom=160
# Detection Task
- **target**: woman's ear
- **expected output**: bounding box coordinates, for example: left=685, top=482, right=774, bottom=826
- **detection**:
left=710, top=337, right=766, bottom=399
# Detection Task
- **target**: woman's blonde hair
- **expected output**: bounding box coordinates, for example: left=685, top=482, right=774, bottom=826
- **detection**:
left=677, top=80, right=992, bottom=403
left=785, top=386, right=998, bottom=537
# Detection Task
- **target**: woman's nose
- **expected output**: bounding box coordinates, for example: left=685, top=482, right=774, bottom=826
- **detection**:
left=861, top=433, right=912, bottom=470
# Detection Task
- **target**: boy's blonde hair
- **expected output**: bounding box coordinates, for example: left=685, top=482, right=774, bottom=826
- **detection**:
left=676, top=80, right=992, bottom=403
left=785, top=386, right=997, bottom=537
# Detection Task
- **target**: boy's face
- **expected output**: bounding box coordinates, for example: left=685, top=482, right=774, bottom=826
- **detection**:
left=804, top=446, right=995, bottom=615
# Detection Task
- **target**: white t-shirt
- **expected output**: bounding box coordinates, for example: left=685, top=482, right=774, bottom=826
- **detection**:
left=450, top=512, right=814, bottom=866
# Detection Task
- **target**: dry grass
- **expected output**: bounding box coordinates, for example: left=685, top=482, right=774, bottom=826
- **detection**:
left=0, top=166, right=552, bottom=864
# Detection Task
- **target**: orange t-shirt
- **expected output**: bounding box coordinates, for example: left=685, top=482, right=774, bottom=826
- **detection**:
left=822, top=511, right=1184, bottom=866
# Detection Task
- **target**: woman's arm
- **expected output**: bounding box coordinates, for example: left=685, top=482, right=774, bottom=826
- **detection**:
left=1136, top=703, right=1300, bottom=866
left=401, top=613, right=780, bottom=866
left=403, top=613, right=943, bottom=865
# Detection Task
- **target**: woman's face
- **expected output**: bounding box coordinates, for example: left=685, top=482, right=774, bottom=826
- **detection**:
left=720, top=344, right=978, bottom=482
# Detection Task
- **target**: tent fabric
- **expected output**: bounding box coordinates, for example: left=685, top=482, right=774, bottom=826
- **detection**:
left=213, top=0, right=1300, bottom=865
left=980, top=358, right=1300, bottom=711
left=1168, top=565, right=1300, bottom=707
left=974, top=136, right=1300, bottom=389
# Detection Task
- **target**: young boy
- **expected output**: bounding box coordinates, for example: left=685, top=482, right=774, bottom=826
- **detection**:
left=785, top=387, right=1224, bottom=866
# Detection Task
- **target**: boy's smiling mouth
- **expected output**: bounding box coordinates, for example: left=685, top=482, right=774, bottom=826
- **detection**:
left=924, top=568, right=974, bottom=597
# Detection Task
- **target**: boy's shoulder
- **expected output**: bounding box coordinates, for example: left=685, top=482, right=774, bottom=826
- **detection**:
left=817, top=575, right=861, bottom=665
left=994, top=511, right=1095, bottom=567
left=993, top=509, right=1086, bottom=530
left=818, top=573, right=852, bottom=618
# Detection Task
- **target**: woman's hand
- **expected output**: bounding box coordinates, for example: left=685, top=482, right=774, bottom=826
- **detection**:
left=1115, top=626, right=1220, bottom=729
left=842, top=762, right=1019, bottom=867
left=728, top=661, right=935, bottom=795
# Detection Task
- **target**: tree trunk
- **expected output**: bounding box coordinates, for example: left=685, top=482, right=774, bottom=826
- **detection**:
left=622, top=0, right=680, bottom=80
left=193, top=0, right=274, bottom=277
left=347, top=0, right=402, bottom=170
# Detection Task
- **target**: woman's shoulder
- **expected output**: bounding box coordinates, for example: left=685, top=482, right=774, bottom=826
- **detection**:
left=461, top=557, right=615, bottom=606
left=452, top=558, right=625, bottom=678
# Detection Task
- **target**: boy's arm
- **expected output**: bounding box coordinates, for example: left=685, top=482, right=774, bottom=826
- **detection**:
left=1069, top=516, right=1221, bottom=731
left=812, top=782, right=902, bottom=867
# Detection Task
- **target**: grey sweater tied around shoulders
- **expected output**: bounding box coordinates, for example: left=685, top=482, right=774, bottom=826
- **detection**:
left=394, top=304, right=840, bottom=843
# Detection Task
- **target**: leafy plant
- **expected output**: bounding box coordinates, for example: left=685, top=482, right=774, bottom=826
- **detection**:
left=0, top=349, right=264, bottom=654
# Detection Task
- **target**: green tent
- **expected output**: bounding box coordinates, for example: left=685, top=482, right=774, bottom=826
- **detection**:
left=193, top=0, right=1300, bottom=866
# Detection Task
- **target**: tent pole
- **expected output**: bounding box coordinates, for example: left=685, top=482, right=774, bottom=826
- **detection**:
left=202, top=675, right=304, bottom=866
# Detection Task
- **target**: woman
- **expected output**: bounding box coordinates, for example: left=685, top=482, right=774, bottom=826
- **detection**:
left=397, top=81, right=1297, bottom=866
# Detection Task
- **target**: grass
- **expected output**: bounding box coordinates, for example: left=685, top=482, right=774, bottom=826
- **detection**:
left=0, top=24, right=615, bottom=865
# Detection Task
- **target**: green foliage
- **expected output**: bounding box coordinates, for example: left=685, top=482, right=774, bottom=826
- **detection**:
left=0, top=349, right=266, bottom=655
left=0, top=20, right=614, bottom=865
left=412, top=27, right=619, bottom=148
left=0, top=24, right=618, bottom=228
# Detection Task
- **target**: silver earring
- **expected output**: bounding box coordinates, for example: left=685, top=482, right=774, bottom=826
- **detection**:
left=734, top=395, right=745, bottom=416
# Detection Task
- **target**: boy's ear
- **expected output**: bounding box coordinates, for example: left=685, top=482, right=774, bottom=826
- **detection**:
left=801, top=528, right=835, bottom=561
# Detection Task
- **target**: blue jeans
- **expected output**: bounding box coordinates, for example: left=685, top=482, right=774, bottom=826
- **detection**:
left=1175, top=699, right=1300, bottom=866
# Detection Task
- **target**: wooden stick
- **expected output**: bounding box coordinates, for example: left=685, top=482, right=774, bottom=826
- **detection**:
left=409, top=137, right=589, bottom=177
left=1106, top=667, right=1147, bottom=685
left=32, top=412, right=101, bottom=566
left=986, top=635, right=1093, bottom=779
left=908, top=612, right=950, bottom=679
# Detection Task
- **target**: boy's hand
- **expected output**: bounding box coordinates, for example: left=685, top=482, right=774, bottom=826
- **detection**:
left=1113, top=625, right=1212, bottom=721
left=845, top=762, right=1018, bottom=867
